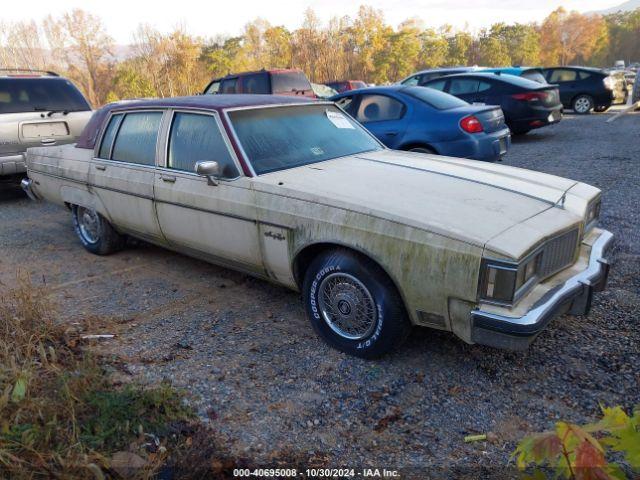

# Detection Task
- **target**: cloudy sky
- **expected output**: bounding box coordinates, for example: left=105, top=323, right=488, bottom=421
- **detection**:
left=2, top=0, right=625, bottom=43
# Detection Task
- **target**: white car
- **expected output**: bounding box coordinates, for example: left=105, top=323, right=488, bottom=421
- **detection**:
left=22, top=95, right=613, bottom=358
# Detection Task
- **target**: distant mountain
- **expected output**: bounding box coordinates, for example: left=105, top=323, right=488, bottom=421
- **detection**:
left=594, top=0, right=640, bottom=14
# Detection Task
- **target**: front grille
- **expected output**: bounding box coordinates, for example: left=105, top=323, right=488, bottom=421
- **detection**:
left=538, top=228, right=580, bottom=278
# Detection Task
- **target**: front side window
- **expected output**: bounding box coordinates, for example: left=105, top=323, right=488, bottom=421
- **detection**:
left=111, top=112, right=162, bottom=166
left=220, top=78, right=238, bottom=94
left=228, top=104, right=382, bottom=175
left=548, top=69, right=577, bottom=83
left=335, top=96, right=356, bottom=116
left=426, top=79, right=447, bottom=91
left=167, top=112, right=238, bottom=178
left=355, top=94, right=405, bottom=122
left=242, top=73, right=270, bottom=94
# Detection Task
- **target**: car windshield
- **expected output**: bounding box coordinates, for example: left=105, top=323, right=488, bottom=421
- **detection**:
left=402, top=86, right=469, bottom=110
left=0, top=78, right=90, bottom=114
left=228, top=104, right=382, bottom=175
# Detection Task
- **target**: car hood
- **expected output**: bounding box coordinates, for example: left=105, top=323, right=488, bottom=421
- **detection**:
left=251, top=149, right=584, bottom=255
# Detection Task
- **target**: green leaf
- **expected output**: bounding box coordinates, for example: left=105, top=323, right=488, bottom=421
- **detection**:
left=11, top=377, right=27, bottom=403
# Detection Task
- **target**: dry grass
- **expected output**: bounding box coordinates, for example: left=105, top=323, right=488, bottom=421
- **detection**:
left=0, top=274, right=193, bottom=479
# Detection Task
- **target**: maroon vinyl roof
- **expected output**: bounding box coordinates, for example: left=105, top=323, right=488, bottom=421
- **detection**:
left=76, top=94, right=316, bottom=150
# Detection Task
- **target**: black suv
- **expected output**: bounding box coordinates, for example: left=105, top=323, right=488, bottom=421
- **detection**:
left=542, top=67, right=616, bottom=114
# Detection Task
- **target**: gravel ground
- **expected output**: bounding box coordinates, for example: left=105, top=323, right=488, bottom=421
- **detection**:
left=0, top=109, right=638, bottom=478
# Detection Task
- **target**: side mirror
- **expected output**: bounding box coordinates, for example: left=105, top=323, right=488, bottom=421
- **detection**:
left=195, top=161, right=220, bottom=186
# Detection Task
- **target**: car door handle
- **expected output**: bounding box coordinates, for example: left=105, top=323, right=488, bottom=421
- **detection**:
left=385, top=131, right=398, bottom=136
left=94, top=164, right=106, bottom=171
left=160, top=175, right=176, bottom=183
left=40, top=138, right=56, bottom=145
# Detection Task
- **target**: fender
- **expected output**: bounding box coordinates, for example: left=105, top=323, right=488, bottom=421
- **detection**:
left=60, top=186, right=112, bottom=222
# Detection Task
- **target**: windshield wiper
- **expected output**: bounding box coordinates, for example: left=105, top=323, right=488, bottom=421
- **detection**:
left=32, top=107, right=69, bottom=116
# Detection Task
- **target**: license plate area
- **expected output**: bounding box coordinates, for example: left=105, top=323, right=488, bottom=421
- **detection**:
left=21, top=122, right=69, bottom=138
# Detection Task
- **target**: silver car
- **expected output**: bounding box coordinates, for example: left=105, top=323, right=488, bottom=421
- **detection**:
left=0, top=69, right=92, bottom=181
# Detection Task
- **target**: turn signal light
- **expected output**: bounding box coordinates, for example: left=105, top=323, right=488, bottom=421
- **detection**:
left=460, top=115, right=484, bottom=133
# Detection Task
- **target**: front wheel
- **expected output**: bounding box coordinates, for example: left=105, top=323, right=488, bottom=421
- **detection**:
left=72, top=205, right=125, bottom=255
left=303, top=249, right=411, bottom=358
left=572, top=95, right=594, bottom=114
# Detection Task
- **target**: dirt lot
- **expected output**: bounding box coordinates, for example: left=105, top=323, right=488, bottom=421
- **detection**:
left=1, top=109, right=638, bottom=477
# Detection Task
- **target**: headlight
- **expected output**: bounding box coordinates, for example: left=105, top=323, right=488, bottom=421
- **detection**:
left=585, top=198, right=601, bottom=230
left=480, top=253, right=541, bottom=305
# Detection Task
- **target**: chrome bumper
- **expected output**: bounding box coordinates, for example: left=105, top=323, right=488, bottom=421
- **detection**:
left=0, top=153, right=27, bottom=176
left=471, top=230, right=613, bottom=350
left=21, top=178, right=40, bottom=201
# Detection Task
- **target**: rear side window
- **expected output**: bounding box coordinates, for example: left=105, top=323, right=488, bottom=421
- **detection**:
left=167, top=112, right=238, bottom=178
left=579, top=71, right=593, bottom=80
left=0, top=78, right=90, bottom=114
left=548, top=69, right=577, bottom=82
left=271, top=72, right=311, bottom=94
left=98, top=114, right=123, bottom=159
left=449, top=79, right=480, bottom=95
left=242, top=73, right=270, bottom=94
left=111, top=112, right=162, bottom=166
left=356, top=94, right=405, bottom=122
left=220, top=78, right=238, bottom=94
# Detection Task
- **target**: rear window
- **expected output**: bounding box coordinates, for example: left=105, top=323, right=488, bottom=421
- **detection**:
left=521, top=70, right=547, bottom=83
left=403, top=86, right=468, bottom=110
left=271, top=72, right=311, bottom=94
left=0, top=78, right=90, bottom=114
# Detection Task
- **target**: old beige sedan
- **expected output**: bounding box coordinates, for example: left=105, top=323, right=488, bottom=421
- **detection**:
left=23, top=95, right=612, bottom=358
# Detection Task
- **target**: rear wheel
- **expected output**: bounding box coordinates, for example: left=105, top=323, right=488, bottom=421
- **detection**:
left=72, top=205, right=125, bottom=255
left=572, top=95, right=594, bottom=114
left=303, top=249, right=411, bottom=358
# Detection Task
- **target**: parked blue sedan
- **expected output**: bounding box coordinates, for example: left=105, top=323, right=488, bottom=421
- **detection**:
left=331, top=86, right=511, bottom=161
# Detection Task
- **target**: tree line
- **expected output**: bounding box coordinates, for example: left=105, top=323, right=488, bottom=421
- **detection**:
left=0, top=6, right=638, bottom=107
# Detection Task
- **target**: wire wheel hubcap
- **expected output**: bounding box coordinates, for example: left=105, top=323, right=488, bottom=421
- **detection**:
left=575, top=97, right=591, bottom=112
left=318, top=273, right=377, bottom=340
left=77, top=207, right=100, bottom=244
